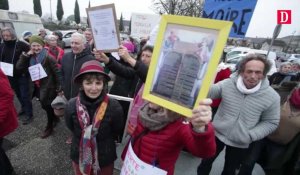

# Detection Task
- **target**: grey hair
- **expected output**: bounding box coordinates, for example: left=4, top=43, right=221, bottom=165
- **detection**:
left=85, top=28, right=92, bottom=32
left=45, top=34, right=57, bottom=43
left=71, top=32, right=87, bottom=44
left=280, top=62, right=292, bottom=68
left=1, top=27, right=17, bottom=40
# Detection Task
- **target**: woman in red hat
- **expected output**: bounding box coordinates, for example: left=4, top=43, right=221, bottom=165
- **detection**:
left=65, top=60, right=124, bottom=175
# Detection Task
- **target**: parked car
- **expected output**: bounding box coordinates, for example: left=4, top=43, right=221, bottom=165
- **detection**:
left=225, top=47, right=277, bottom=75
left=61, top=30, right=76, bottom=48
left=226, top=54, right=246, bottom=71
left=226, top=47, right=251, bottom=60
left=288, top=54, right=300, bottom=62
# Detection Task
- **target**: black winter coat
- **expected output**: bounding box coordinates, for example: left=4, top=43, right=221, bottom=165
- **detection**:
left=16, top=52, right=62, bottom=105
left=106, top=57, right=148, bottom=97
left=65, top=91, right=124, bottom=167
left=61, top=48, right=95, bottom=100
left=0, top=40, right=30, bottom=76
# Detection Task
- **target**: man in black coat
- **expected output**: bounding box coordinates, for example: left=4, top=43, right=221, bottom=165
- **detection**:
left=61, top=32, right=95, bottom=100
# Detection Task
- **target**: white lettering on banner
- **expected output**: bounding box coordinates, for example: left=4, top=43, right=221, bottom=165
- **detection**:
left=280, top=11, right=289, bottom=23
left=28, top=63, right=47, bottom=81
left=0, top=61, right=13, bottom=77
left=120, top=142, right=167, bottom=175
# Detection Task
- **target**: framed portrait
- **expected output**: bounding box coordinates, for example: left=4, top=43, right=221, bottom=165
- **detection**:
left=143, top=15, right=232, bottom=117
left=86, top=4, right=120, bottom=52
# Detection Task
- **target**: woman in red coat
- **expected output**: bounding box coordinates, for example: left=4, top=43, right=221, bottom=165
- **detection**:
left=121, top=100, right=216, bottom=175
left=0, top=69, right=18, bottom=175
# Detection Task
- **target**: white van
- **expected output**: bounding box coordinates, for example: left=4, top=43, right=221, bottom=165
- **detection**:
left=0, top=10, right=44, bottom=38
left=226, top=47, right=277, bottom=76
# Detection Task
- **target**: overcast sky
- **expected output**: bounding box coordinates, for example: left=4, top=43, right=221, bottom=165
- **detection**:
left=8, top=0, right=300, bottom=38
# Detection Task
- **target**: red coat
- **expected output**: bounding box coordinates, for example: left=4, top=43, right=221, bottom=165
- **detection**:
left=0, top=70, right=18, bottom=138
left=211, top=67, right=231, bottom=107
left=122, top=119, right=216, bottom=175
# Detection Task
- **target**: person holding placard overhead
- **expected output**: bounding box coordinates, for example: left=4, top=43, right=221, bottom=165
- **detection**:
left=17, top=35, right=62, bottom=138
left=0, top=27, right=33, bottom=125
left=120, top=100, right=216, bottom=175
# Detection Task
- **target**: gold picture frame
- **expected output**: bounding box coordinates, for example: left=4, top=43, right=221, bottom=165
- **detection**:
left=143, top=15, right=232, bottom=117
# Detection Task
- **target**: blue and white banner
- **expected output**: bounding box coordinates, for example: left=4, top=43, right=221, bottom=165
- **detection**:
left=203, top=0, right=258, bottom=38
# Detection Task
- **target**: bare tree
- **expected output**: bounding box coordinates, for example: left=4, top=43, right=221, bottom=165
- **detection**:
left=151, top=0, right=204, bottom=17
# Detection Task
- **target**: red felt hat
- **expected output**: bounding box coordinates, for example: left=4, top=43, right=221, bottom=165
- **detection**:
left=73, top=60, right=110, bottom=83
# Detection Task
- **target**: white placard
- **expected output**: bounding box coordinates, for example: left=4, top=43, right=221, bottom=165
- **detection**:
left=131, top=13, right=160, bottom=38
left=87, top=4, right=120, bottom=51
left=0, top=61, right=13, bottom=77
left=28, top=63, right=47, bottom=81
left=120, top=142, right=167, bottom=175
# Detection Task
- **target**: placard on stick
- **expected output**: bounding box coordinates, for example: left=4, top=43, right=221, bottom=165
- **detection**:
left=86, top=4, right=121, bottom=52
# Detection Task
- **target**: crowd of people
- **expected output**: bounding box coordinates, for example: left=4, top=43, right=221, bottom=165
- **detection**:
left=0, top=25, right=300, bottom=175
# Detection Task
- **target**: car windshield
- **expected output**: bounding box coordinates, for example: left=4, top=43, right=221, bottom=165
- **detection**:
left=227, top=56, right=243, bottom=64
left=227, top=51, right=241, bottom=59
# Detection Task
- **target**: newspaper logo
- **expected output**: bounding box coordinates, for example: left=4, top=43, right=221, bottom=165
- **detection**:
left=277, top=10, right=291, bottom=24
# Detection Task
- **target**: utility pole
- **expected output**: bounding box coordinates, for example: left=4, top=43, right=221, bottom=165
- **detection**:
left=50, top=0, right=52, bottom=21
left=286, top=31, right=296, bottom=53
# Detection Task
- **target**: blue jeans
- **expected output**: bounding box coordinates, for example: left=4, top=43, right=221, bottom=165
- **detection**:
left=8, top=74, right=33, bottom=117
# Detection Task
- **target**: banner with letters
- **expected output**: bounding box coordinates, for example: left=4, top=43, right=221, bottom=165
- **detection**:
left=130, top=13, right=160, bottom=38
left=203, top=0, right=258, bottom=38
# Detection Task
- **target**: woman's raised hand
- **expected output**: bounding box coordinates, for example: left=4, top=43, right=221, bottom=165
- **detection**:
left=93, top=49, right=109, bottom=64
left=189, top=99, right=212, bottom=133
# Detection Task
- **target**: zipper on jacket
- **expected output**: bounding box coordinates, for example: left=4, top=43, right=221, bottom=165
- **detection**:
left=225, top=93, right=246, bottom=144
left=70, top=55, right=77, bottom=98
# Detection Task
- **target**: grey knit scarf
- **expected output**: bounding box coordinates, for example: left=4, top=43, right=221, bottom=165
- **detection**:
left=139, top=103, right=181, bottom=131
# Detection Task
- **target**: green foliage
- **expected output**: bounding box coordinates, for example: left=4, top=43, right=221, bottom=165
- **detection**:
left=87, top=0, right=91, bottom=27
left=33, top=0, right=42, bottom=17
left=74, top=0, right=80, bottom=24
left=56, top=0, right=64, bottom=21
left=0, top=0, right=9, bottom=10
left=119, top=13, right=124, bottom=32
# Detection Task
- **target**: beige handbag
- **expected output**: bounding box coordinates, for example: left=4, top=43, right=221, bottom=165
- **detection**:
left=268, top=99, right=300, bottom=145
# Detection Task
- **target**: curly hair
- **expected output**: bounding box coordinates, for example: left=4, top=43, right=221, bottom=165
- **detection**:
left=237, top=54, right=272, bottom=76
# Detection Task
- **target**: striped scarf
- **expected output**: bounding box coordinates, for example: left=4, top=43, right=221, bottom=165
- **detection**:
left=76, top=94, right=109, bottom=175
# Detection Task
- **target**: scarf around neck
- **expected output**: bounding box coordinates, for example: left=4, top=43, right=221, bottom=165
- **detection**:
left=29, top=48, right=47, bottom=66
left=236, top=75, right=262, bottom=94
left=139, top=103, right=181, bottom=131
left=76, top=94, right=109, bottom=175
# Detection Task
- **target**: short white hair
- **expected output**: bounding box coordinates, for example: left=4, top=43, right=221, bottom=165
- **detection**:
left=71, top=32, right=86, bottom=44
left=45, top=34, right=57, bottom=42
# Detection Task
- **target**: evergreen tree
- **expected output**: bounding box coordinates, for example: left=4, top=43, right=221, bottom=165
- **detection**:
left=87, top=0, right=91, bottom=26
left=129, top=17, right=132, bottom=34
left=119, top=13, right=124, bottom=32
left=33, top=0, right=42, bottom=17
left=0, top=0, right=9, bottom=10
left=74, top=0, right=80, bottom=24
left=56, top=0, right=64, bottom=21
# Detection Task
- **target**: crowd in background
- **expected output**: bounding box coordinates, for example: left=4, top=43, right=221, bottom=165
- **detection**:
left=0, top=26, right=300, bottom=175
